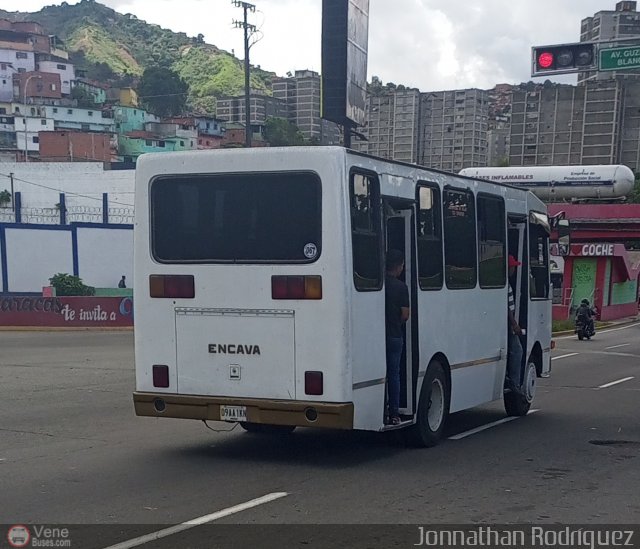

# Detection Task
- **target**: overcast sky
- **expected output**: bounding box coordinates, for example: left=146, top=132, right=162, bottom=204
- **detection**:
left=4, top=0, right=615, bottom=90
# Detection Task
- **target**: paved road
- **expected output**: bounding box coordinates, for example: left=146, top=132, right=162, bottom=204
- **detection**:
left=0, top=326, right=639, bottom=547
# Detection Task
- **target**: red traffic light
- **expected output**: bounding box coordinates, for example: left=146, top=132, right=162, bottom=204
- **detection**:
left=538, top=51, right=554, bottom=69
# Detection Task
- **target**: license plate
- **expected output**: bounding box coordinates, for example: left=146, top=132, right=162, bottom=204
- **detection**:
left=220, top=405, right=247, bottom=422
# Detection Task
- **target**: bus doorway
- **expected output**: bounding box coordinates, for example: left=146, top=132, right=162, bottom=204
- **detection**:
left=384, top=201, right=418, bottom=423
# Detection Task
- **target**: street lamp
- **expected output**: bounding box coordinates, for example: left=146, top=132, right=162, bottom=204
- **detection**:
left=22, top=74, right=42, bottom=163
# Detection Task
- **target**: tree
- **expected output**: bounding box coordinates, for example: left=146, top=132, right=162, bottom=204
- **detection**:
left=0, top=189, right=11, bottom=207
left=49, top=273, right=95, bottom=296
left=70, top=86, right=95, bottom=107
left=497, top=157, right=510, bottom=167
left=137, top=66, right=188, bottom=117
left=264, top=117, right=305, bottom=147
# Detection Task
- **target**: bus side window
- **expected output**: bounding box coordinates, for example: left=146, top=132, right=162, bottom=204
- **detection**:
left=350, top=172, right=382, bottom=291
left=443, top=187, right=477, bottom=290
left=477, top=194, right=506, bottom=289
left=416, top=184, right=443, bottom=290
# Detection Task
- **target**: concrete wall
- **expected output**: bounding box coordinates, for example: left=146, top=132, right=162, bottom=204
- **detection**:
left=1, top=223, right=133, bottom=293
left=4, top=226, right=73, bottom=293
left=0, top=162, right=134, bottom=210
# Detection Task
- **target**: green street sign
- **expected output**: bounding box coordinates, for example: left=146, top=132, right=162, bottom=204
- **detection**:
left=599, top=45, right=640, bottom=72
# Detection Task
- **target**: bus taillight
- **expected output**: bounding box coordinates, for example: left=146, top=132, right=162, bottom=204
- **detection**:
left=149, top=275, right=195, bottom=298
left=153, top=365, right=170, bottom=388
left=305, top=371, right=323, bottom=395
left=271, top=276, right=322, bottom=300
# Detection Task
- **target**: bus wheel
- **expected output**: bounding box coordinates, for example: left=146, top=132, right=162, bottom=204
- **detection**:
left=406, top=360, right=450, bottom=448
left=240, top=422, right=296, bottom=434
left=504, top=361, right=535, bottom=416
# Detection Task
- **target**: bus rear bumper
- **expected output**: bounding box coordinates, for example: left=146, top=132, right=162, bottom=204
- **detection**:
left=133, top=392, right=354, bottom=430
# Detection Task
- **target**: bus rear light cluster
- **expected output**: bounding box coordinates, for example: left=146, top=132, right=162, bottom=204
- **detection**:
left=271, top=275, right=322, bottom=300
left=152, top=365, right=170, bottom=388
left=149, top=275, right=195, bottom=298
left=305, top=371, right=324, bottom=395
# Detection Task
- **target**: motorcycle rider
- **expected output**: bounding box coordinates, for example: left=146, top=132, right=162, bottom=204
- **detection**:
left=575, top=299, right=596, bottom=335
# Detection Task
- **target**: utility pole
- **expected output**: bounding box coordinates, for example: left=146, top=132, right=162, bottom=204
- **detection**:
left=9, top=172, right=14, bottom=212
left=232, top=1, right=256, bottom=148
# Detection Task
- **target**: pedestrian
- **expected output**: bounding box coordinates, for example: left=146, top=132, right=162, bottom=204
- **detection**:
left=385, top=249, right=410, bottom=425
left=118, top=275, right=126, bottom=289
left=506, top=255, right=523, bottom=392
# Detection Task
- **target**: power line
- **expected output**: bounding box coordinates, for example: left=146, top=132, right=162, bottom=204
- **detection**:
left=0, top=170, right=134, bottom=207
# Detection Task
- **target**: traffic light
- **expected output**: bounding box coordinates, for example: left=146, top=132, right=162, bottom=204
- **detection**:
left=531, top=42, right=598, bottom=76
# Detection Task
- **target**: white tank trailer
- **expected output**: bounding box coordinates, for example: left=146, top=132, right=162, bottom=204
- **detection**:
left=459, top=165, right=635, bottom=200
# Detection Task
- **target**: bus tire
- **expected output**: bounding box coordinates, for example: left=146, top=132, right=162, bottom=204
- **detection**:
left=406, top=360, right=450, bottom=448
left=504, top=361, right=535, bottom=416
left=240, top=422, right=296, bottom=434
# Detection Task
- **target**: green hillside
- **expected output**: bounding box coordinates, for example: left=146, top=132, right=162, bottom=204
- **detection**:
left=0, top=0, right=274, bottom=114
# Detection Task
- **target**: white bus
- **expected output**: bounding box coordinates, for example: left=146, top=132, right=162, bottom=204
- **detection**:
left=133, top=147, right=551, bottom=447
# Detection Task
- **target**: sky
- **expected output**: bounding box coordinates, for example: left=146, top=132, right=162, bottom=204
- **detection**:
left=3, top=0, right=616, bottom=91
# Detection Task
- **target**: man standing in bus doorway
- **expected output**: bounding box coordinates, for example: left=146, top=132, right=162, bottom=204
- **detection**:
left=507, top=255, right=524, bottom=392
left=385, top=249, right=410, bottom=425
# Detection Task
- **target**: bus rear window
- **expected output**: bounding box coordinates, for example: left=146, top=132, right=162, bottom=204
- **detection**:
left=151, top=172, right=321, bottom=263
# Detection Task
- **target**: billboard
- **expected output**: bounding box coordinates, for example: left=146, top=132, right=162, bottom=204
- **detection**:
left=321, top=0, right=369, bottom=127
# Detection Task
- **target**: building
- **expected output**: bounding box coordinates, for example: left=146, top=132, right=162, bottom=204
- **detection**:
left=487, top=128, right=510, bottom=166
left=114, top=105, right=157, bottom=135
left=118, top=122, right=197, bottom=163
left=107, top=87, right=139, bottom=107
left=36, top=58, right=74, bottom=95
left=13, top=71, right=62, bottom=102
left=579, top=1, right=640, bottom=83
left=509, top=81, right=625, bottom=167
left=38, top=130, right=111, bottom=162
left=353, top=88, right=421, bottom=163
left=272, top=70, right=341, bottom=144
left=418, top=88, right=489, bottom=172
left=14, top=114, right=55, bottom=160
left=619, top=80, right=640, bottom=169
left=0, top=113, right=16, bottom=160
left=216, top=91, right=288, bottom=130
left=72, top=79, right=108, bottom=106
left=40, top=105, right=115, bottom=134
left=167, top=115, right=226, bottom=149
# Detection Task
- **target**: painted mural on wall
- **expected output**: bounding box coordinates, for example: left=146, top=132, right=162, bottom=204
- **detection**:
left=0, top=296, right=133, bottom=327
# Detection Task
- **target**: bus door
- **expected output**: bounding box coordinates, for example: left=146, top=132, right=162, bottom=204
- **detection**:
left=384, top=199, right=418, bottom=418
left=508, top=216, right=528, bottom=377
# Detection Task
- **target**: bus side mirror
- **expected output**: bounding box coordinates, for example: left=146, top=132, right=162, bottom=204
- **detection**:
left=557, top=220, right=570, bottom=257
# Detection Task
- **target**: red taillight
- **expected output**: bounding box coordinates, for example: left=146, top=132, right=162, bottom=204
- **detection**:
left=149, top=275, right=194, bottom=298
left=271, top=276, right=322, bottom=300
left=305, top=371, right=323, bottom=395
left=153, top=365, right=169, bottom=388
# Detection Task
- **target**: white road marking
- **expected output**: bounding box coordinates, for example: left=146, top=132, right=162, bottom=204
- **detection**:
left=552, top=353, right=579, bottom=361
left=449, top=410, right=539, bottom=440
left=101, top=492, right=288, bottom=549
left=605, top=343, right=631, bottom=350
left=598, top=377, right=635, bottom=389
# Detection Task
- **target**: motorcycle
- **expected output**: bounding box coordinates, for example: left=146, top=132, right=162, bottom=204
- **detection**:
left=575, top=311, right=595, bottom=340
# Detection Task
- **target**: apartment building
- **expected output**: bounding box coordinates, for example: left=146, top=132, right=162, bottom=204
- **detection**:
left=216, top=91, right=288, bottom=129
left=273, top=70, right=341, bottom=144
left=353, top=88, right=420, bottom=164
left=418, top=88, right=489, bottom=172
left=509, top=81, right=624, bottom=167
left=579, top=1, right=640, bottom=83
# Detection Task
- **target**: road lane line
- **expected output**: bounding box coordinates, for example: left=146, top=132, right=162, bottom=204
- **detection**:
left=598, top=377, right=634, bottom=389
left=101, top=492, right=288, bottom=549
left=552, top=353, right=579, bottom=361
left=605, top=343, right=631, bottom=350
left=449, top=410, right=539, bottom=440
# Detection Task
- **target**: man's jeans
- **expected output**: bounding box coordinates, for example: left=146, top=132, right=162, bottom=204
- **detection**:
left=507, top=333, right=523, bottom=388
left=386, top=337, right=403, bottom=416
